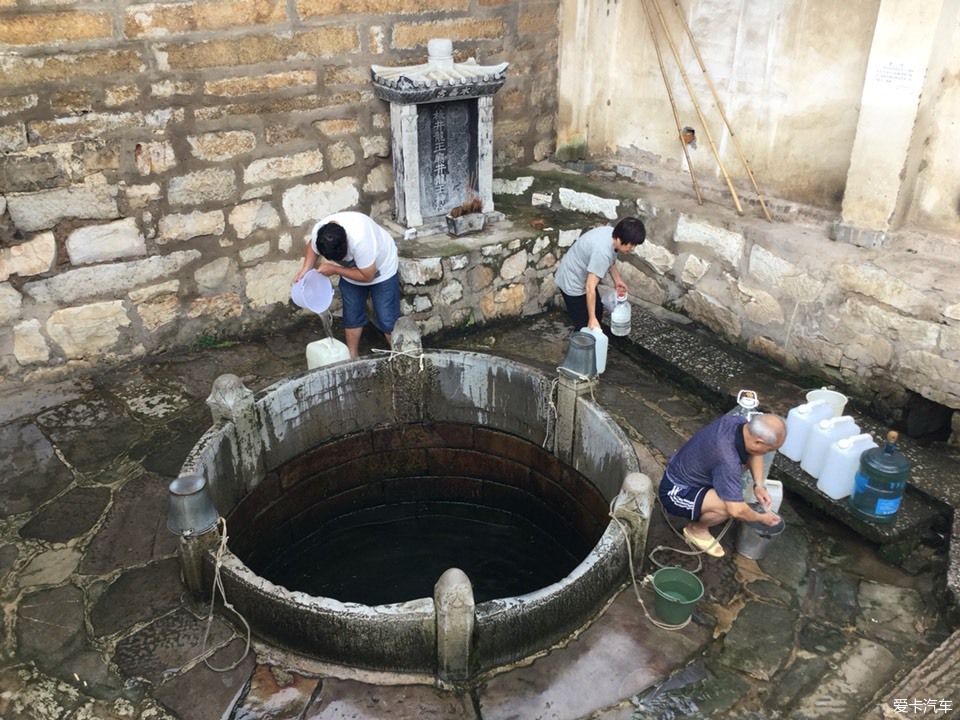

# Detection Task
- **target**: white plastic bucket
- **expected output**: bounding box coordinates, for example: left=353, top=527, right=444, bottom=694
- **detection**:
left=805, top=387, right=848, bottom=417
left=291, top=270, right=333, bottom=314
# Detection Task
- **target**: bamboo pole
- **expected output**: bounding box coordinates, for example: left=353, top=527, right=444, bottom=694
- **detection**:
left=672, top=0, right=773, bottom=221
left=638, top=0, right=703, bottom=205
left=649, top=0, right=744, bottom=215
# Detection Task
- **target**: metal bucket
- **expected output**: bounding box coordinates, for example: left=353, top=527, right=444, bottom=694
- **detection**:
left=735, top=503, right=785, bottom=560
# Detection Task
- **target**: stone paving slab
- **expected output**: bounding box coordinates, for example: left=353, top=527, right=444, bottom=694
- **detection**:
left=475, top=588, right=711, bottom=720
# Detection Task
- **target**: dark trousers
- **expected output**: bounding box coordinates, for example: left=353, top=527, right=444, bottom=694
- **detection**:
left=560, top=288, right=604, bottom=330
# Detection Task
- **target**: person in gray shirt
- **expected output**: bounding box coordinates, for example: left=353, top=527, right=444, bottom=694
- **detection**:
left=554, top=217, right=646, bottom=330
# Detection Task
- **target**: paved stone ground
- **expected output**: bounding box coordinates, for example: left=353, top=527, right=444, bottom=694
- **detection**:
left=0, top=309, right=955, bottom=719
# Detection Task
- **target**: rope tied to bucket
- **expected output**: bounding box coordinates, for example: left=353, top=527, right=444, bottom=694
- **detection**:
left=199, top=516, right=252, bottom=672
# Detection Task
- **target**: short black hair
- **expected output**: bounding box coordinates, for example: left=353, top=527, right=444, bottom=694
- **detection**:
left=314, top=222, right=347, bottom=261
left=613, top=217, right=646, bottom=246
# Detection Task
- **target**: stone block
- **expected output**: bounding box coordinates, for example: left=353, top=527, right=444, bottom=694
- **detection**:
left=834, top=262, right=936, bottom=317
left=244, top=149, right=324, bottom=185
left=393, top=17, right=504, bottom=49
left=0, top=11, right=111, bottom=45
left=24, top=250, right=200, bottom=305
left=105, top=84, right=140, bottom=107
left=0, top=232, right=56, bottom=282
left=188, top=130, right=257, bottom=161
left=519, top=10, right=556, bottom=33
left=558, top=187, right=619, bottom=219
left=748, top=245, right=823, bottom=302
left=0, top=283, right=22, bottom=325
left=297, top=0, right=464, bottom=18
left=683, top=288, right=741, bottom=339
left=0, top=50, right=144, bottom=89
left=360, top=135, right=389, bottom=158
left=0, top=151, right=66, bottom=193
left=161, top=26, right=358, bottom=70
left=66, top=218, right=146, bottom=265
left=7, top=186, right=119, bottom=233
left=282, top=178, right=358, bottom=227
left=833, top=222, right=889, bottom=249
left=0, top=94, right=38, bottom=116
left=124, top=0, right=287, bottom=37
left=315, top=118, right=360, bottom=136
left=230, top=200, right=281, bottom=239
left=196, top=257, right=240, bottom=295
left=204, top=70, right=316, bottom=97
left=158, top=210, right=225, bottom=244
left=187, top=293, right=243, bottom=320
left=399, top=257, right=443, bottom=285
left=46, top=300, right=131, bottom=359
left=675, top=214, right=744, bottom=267
left=27, top=112, right=144, bottom=144
left=327, top=142, right=356, bottom=170
left=363, top=164, right=392, bottom=193
left=14, top=319, right=49, bottom=365
left=0, top=123, right=27, bottom=152
left=494, top=176, right=534, bottom=195
left=168, top=168, right=236, bottom=206
left=243, top=260, right=301, bottom=308
left=134, top=140, right=177, bottom=175
left=500, top=249, right=528, bottom=280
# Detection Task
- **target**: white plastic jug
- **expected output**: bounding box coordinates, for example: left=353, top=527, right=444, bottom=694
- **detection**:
left=780, top=399, right=833, bottom=461
left=799, top=415, right=860, bottom=480
left=816, top=433, right=878, bottom=500
left=580, top=327, right=608, bottom=373
left=610, top=291, right=631, bottom=336
left=306, top=338, right=351, bottom=369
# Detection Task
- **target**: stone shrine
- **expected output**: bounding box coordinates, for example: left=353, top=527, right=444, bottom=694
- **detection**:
left=371, top=39, right=508, bottom=237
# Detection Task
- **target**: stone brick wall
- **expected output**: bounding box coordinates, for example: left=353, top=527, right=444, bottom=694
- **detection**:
left=0, top=0, right=559, bottom=384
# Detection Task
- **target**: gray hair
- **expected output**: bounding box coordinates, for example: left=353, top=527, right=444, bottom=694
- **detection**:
left=748, top=413, right=786, bottom=445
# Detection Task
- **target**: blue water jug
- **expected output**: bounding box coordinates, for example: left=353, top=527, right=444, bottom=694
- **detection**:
left=848, top=431, right=910, bottom=524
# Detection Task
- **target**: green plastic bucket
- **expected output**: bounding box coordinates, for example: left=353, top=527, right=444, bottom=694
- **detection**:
left=652, top=567, right=704, bottom=625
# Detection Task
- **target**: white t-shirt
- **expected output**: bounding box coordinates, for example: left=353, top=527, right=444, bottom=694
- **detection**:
left=310, top=212, right=399, bottom=286
left=554, top=225, right=616, bottom=296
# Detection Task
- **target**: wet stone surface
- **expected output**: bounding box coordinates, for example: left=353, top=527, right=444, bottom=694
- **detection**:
left=0, top=310, right=953, bottom=719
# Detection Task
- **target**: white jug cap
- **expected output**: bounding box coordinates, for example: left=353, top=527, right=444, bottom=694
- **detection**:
left=837, top=432, right=873, bottom=449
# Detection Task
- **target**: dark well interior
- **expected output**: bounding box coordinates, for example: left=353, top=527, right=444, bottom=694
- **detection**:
left=227, top=422, right=610, bottom=605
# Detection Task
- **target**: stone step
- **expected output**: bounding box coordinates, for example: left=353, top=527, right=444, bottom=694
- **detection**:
left=860, top=629, right=960, bottom=720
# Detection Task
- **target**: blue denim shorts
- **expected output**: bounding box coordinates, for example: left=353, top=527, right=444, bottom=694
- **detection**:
left=339, top=273, right=401, bottom=333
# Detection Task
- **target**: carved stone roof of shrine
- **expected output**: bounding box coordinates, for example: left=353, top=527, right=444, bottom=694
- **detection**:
left=371, top=57, right=509, bottom=105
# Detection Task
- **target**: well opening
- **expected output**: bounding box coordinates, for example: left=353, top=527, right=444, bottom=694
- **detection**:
left=177, top=346, right=653, bottom=686
left=229, top=422, right=609, bottom=606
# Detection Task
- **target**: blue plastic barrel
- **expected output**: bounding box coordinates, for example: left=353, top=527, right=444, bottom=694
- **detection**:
left=848, top=431, right=910, bottom=524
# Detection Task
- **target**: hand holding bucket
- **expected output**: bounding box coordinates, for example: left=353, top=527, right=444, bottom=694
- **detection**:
left=291, top=270, right=333, bottom=314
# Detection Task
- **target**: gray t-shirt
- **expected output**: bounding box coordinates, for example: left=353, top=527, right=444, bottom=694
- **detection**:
left=554, top=225, right=616, bottom=296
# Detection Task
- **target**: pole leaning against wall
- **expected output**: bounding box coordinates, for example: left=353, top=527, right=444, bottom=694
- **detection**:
left=672, top=0, right=773, bottom=222
left=638, top=0, right=703, bottom=205
left=648, top=0, right=744, bottom=216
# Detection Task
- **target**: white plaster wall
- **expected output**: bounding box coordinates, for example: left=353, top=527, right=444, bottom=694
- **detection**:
left=911, top=15, right=960, bottom=235
left=560, top=0, right=880, bottom=208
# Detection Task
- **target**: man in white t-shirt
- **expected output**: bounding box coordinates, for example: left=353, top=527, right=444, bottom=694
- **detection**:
left=294, top=211, right=400, bottom=358
left=554, top=217, right=646, bottom=330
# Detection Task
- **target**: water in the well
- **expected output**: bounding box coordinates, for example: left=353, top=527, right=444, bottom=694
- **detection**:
left=254, top=501, right=584, bottom=605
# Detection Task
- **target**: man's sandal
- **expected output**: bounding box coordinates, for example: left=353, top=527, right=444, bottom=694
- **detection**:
left=683, top=526, right=725, bottom=558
